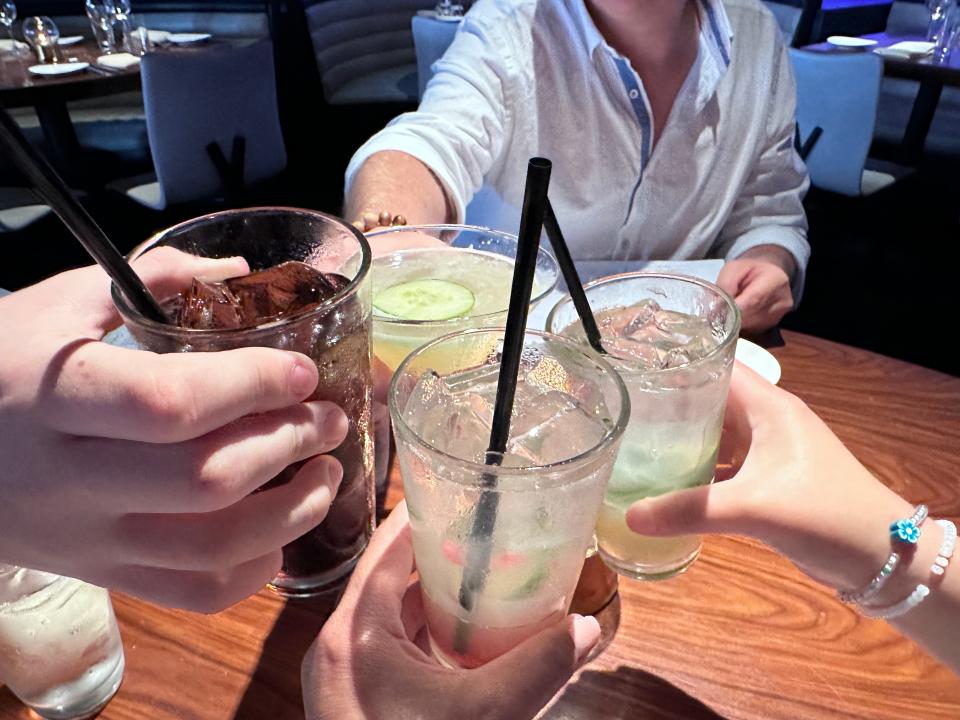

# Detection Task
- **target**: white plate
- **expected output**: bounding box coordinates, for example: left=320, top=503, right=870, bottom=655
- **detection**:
left=28, top=62, right=90, bottom=76
left=827, top=35, right=878, bottom=49
left=167, top=32, right=212, bottom=45
left=147, top=29, right=171, bottom=44
left=58, top=35, right=84, bottom=46
left=735, top=339, right=781, bottom=385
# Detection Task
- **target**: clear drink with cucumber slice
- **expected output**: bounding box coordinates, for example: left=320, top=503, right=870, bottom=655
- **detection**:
left=390, top=329, right=629, bottom=668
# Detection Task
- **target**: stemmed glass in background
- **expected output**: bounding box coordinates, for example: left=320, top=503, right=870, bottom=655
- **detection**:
left=434, top=0, right=464, bottom=18
left=933, top=1, right=960, bottom=63
left=22, top=15, right=59, bottom=63
left=0, top=1, right=17, bottom=42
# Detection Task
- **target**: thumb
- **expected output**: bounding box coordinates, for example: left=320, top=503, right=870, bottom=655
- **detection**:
left=625, top=479, right=753, bottom=537
left=474, top=614, right=600, bottom=719
left=715, top=260, right=750, bottom=297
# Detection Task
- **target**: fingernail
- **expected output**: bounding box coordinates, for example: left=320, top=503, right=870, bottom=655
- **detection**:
left=322, top=406, right=349, bottom=446
left=325, top=459, right=344, bottom=492
left=569, top=614, right=601, bottom=665
left=288, top=357, right=318, bottom=397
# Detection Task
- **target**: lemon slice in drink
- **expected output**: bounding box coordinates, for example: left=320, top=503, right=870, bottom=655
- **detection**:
left=374, top=279, right=476, bottom=321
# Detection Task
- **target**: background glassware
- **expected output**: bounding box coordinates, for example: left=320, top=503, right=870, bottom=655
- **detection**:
left=114, top=208, right=376, bottom=598
left=0, top=1, right=16, bottom=42
left=84, top=0, right=115, bottom=53
left=928, top=0, right=951, bottom=43
left=390, top=328, right=629, bottom=668
left=434, top=0, right=464, bottom=18
left=934, top=2, right=960, bottom=62
left=0, top=565, right=125, bottom=720
left=22, top=15, right=59, bottom=63
left=548, top=273, right=740, bottom=581
left=112, top=0, right=133, bottom=52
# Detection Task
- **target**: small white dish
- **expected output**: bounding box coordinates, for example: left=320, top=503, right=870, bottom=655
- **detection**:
left=735, top=339, right=781, bottom=385
left=28, top=62, right=90, bottom=77
left=167, top=32, right=212, bottom=45
left=57, top=35, right=84, bottom=46
left=827, top=35, right=878, bottom=49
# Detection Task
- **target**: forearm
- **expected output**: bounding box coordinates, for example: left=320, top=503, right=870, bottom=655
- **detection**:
left=344, top=151, right=453, bottom=227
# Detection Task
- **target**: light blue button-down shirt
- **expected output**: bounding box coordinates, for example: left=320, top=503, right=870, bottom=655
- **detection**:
left=347, top=0, right=811, bottom=297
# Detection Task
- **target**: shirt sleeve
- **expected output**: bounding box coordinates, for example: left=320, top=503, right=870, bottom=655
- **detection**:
left=712, top=33, right=811, bottom=303
left=344, top=11, right=514, bottom=223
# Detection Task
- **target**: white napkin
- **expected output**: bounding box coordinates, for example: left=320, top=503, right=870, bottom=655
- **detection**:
left=97, top=52, right=141, bottom=70
left=874, top=41, right=935, bottom=59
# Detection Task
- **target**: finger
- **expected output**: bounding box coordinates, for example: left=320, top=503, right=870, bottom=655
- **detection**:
left=37, top=249, right=250, bottom=336
left=400, top=579, right=427, bottom=642
left=76, top=400, right=349, bottom=513
left=44, top=342, right=320, bottom=442
left=368, top=230, right=448, bottom=259
left=715, top=261, right=750, bottom=297
left=109, top=550, right=282, bottom=613
left=472, top=615, right=600, bottom=719
left=625, top=478, right=753, bottom=537
left=122, top=247, right=250, bottom=324
left=341, top=502, right=414, bottom=616
left=115, top=455, right=343, bottom=571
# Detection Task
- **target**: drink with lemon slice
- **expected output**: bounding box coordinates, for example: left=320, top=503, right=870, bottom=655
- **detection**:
left=548, top=273, right=740, bottom=580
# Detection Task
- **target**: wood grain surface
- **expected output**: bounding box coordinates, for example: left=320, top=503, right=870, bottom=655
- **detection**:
left=2, top=331, right=958, bottom=719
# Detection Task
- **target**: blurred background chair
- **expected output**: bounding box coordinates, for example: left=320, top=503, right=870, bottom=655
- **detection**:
left=412, top=14, right=460, bottom=99
left=790, top=48, right=896, bottom=195
left=122, top=39, right=287, bottom=212
left=0, top=188, right=49, bottom=233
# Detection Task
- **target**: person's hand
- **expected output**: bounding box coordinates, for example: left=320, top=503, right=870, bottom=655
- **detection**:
left=716, top=246, right=796, bottom=333
left=352, top=210, right=408, bottom=233
left=302, top=501, right=601, bottom=720
left=625, top=364, right=915, bottom=598
left=0, top=248, right=349, bottom=613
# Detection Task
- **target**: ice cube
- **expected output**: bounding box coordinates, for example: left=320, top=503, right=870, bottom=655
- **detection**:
left=507, top=389, right=608, bottom=466
left=404, top=371, right=494, bottom=463
left=228, top=261, right=349, bottom=323
left=175, top=260, right=349, bottom=330
left=177, top=278, right=244, bottom=330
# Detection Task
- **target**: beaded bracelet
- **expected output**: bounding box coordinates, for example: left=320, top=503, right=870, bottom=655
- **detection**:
left=839, top=505, right=927, bottom=605
left=859, top=517, right=956, bottom=620
left=931, top=519, right=957, bottom=577
left=859, top=584, right=930, bottom=620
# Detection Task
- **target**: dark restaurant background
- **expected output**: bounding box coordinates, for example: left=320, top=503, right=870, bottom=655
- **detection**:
left=1, top=0, right=958, bottom=376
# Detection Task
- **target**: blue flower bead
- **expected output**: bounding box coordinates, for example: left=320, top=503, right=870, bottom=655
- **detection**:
left=890, top=519, right=921, bottom=544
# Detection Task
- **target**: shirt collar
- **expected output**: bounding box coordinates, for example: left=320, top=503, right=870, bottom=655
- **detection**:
left=565, top=0, right=734, bottom=70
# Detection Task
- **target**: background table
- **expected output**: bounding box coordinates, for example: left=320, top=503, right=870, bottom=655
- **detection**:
left=2, top=331, right=958, bottom=719
left=801, top=35, right=960, bottom=161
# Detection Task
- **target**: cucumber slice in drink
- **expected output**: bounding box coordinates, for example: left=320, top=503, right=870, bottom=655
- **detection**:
left=374, top=279, right=476, bottom=321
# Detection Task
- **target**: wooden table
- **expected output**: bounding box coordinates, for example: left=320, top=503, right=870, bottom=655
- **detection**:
left=2, top=331, right=958, bottom=719
left=802, top=34, right=960, bottom=161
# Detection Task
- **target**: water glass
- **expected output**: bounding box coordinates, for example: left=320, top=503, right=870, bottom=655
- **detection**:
left=934, top=2, right=960, bottom=62
left=0, top=566, right=125, bottom=720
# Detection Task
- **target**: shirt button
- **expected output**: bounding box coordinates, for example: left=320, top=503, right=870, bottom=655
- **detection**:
left=628, top=89, right=640, bottom=100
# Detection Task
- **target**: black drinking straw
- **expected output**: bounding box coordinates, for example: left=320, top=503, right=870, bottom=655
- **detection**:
left=543, top=200, right=607, bottom=355
left=453, top=158, right=553, bottom=650
left=0, top=106, right=168, bottom=324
